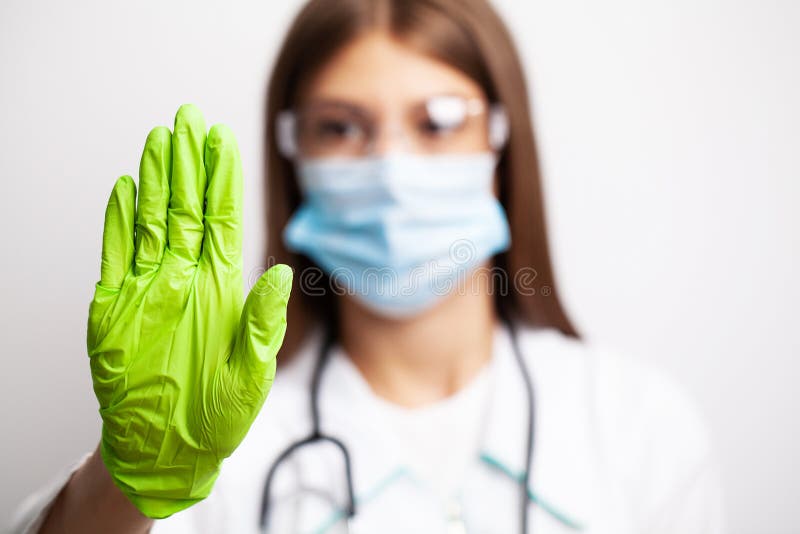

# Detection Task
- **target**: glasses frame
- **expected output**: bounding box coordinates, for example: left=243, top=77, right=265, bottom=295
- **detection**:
left=275, top=97, right=509, bottom=160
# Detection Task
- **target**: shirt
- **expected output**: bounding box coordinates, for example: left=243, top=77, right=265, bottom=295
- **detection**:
left=340, top=347, right=493, bottom=504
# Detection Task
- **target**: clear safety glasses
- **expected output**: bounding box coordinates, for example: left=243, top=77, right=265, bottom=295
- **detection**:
left=276, top=94, right=509, bottom=159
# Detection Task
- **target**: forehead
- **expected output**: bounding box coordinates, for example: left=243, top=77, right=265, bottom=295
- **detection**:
left=300, top=31, right=486, bottom=108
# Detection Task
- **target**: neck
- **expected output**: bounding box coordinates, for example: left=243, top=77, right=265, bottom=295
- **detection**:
left=338, top=268, right=497, bottom=408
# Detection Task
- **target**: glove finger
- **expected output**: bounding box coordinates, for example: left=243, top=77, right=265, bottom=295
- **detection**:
left=231, top=264, right=293, bottom=388
left=134, top=126, right=172, bottom=275
left=168, top=104, right=207, bottom=262
left=201, top=124, right=243, bottom=270
left=99, top=175, right=136, bottom=289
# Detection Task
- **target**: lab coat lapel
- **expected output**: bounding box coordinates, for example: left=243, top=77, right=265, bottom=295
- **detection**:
left=476, top=325, right=594, bottom=532
left=480, top=324, right=530, bottom=471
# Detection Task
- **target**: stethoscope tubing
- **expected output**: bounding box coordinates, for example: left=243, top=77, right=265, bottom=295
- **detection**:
left=259, top=315, right=535, bottom=533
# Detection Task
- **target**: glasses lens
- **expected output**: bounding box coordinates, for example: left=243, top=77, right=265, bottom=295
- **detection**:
left=408, top=96, right=489, bottom=154
left=296, top=104, right=372, bottom=158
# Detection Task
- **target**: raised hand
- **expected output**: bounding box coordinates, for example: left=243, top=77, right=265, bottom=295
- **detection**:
left=87, top=104, right=292, bottom=518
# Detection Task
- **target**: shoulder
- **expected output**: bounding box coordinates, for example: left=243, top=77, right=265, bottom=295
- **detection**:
left=517, top=325, right=711, bottom=458
left=516, top=326, right=721, bottom=527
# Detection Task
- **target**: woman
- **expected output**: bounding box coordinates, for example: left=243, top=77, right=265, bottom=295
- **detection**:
left=11, top=0, right=722, bottom=532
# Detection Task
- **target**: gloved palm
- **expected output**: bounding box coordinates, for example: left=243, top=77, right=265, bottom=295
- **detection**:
left=87, top=104, right=292, bottom=519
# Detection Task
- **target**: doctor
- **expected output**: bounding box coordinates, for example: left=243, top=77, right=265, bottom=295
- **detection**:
left=12, top=0, right=722, bottom=533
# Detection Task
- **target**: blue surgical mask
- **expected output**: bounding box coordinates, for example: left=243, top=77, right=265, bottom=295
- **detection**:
left=283, top=152, right=511, bottom=318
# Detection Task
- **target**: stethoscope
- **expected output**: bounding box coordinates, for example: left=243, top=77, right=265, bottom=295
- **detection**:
left=259, top=313, right=536, bottom=534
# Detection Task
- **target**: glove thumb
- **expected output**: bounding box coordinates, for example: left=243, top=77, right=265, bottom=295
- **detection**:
left=231, top=264, right=293, bottom=391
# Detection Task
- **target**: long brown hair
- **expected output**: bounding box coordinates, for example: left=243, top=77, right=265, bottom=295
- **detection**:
left=264, top=0, right=579, bottom=359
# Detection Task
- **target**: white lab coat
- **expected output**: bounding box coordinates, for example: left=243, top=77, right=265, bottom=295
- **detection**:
left=10, top=325, right=723, bottom=533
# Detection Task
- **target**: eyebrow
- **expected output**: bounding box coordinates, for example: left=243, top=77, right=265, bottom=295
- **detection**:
left=298, top=100, right=375, bottom=128
left=303, top=98, right=369, bottom=112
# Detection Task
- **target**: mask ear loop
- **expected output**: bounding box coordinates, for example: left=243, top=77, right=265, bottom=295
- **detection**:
left=488, top=104, right=510, bottom=152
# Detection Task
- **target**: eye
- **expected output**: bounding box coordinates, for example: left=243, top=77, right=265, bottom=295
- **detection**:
left=418, top=117, right=461, bottom=138
left=315, top=119, right=361, bottom=140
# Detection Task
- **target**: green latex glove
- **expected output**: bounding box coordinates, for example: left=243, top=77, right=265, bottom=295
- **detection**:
left=87, top=104, right=292, bottom=519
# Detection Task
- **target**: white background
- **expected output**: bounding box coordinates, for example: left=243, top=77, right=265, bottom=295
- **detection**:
left=1, top=1, right=797, bottom=532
